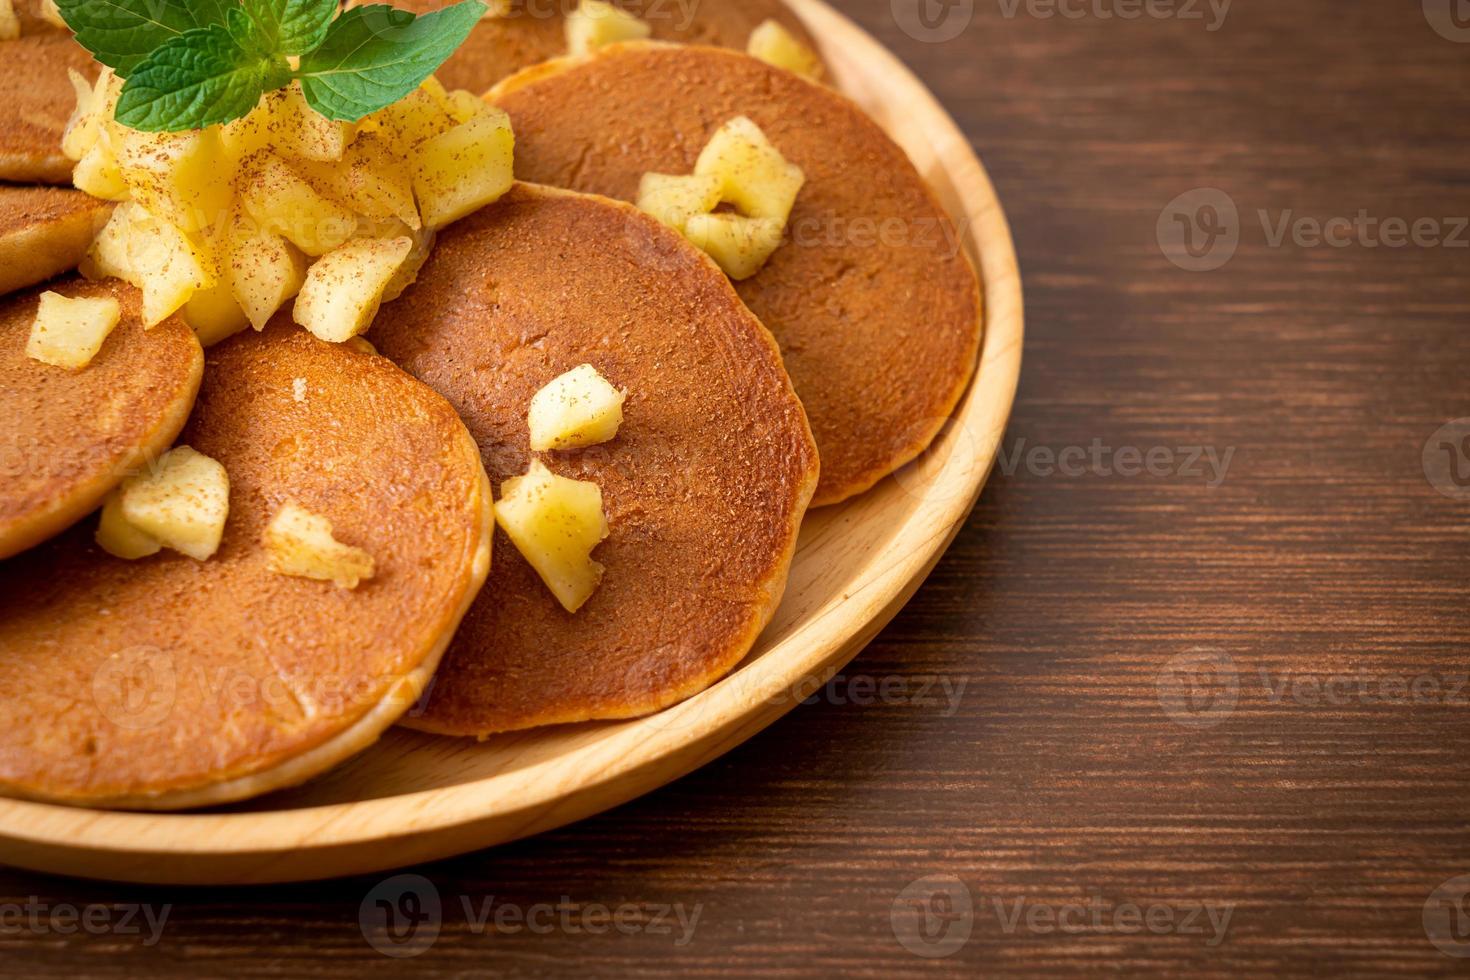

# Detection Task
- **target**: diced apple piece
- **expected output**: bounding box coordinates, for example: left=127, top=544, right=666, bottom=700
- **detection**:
left=82, top=203, right=215, bottom=326
left=265, top=503, right=376, bottom=589
left=684, top=212, right=785, bottom=280
left=276, top=81, right=352, bottom=163
left=118, top=446, right=230, bottom=562
left=528, top=364, right=626, bottom=451
left=565, top=0, right=650, bottom=55
left=747, top=20, right=823, bottom=79
left=225, top=210, right=309, bottom=330
left=73, top=130, right=130, bottom=202
left=0, top=0, right=17, bottom=41
left=62, top=69, right=101, bottom=161
left=239, top=151, right=358, bottom=256
left=115, top=126, right=236, bottom=235
left=694, top=116, right=806, bottom=223
left=183, top=277, right=250, bottom=347
left=297, top=133, right=420, bottom=231
left=25, top=291, right=121, bottom=369
left=446, top=89, right=490, bottom=124
left=636, top=173, right=722, bottom=235
left=413, top=108, right=515, bottom=230
left=359, top=87, right=456, bottom=151
left=380, top=227, right=435, bottom=303
left=96, top=491, right=161, bottom=560
left=293, top=236, right=413, bottom=343
left=495, top=460, right=609, bottom=613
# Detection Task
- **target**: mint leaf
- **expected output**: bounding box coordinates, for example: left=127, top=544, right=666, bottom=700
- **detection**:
left=296, top=0, right=486, bottom=123
left=54, top=0, right=233, bottom=76
left=115, top=24, right=292, bottom=132
left=241, top=0, right=337, bottom=56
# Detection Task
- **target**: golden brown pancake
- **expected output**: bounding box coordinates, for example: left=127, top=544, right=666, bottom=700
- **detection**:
left=0, top=322, right=493, bottom=809
left=372, top=183, right=818, bottom=736
left=0, top=186, right=113, bottom=297
left=352, top=0, right=820, bottom=92
left=0, top=4, right=98, bottom=184
left=492, top=44, right=983, bottom=506
left=0, top=277, right=201, bottom=560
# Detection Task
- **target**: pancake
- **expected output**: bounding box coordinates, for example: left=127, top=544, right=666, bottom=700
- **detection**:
left=0, top=186, right=113, bottom=297
left=0, top=277, right=201, bottom=560
left=351, top=0, right=820, bottom=92
left=0, top=322, right=493, bottom=809
left=492, top=44, right=984, bottom=506
left=0, top=3, right=98, bottom=183
left=372, top=183, right=818, bottom=736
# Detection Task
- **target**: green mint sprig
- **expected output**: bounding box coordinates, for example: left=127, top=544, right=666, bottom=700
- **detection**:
left=55, top=0, right=487, bottom=133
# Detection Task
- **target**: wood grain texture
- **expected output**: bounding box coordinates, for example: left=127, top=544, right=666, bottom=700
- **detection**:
left=1, top=0, right=1467, bottom=975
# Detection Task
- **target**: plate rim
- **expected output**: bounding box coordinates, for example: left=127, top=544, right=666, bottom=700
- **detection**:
left=0, top=0, right=1024, bottom=884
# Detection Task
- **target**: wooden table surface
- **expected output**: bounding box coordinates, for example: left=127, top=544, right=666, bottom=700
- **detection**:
left=5, top=0, right=1469, bottom=975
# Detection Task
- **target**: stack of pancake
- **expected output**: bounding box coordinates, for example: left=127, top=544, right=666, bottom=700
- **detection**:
left=0, top=0, right=982, bottom=809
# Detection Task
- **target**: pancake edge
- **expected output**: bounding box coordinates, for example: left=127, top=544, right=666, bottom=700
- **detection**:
left=3, top=404, right=496, bottom=811
left=398, top=182, right=821, bottom=738
left=486, top=44, right=986, bottom=508
left=0, top=198, right=114, bottom=299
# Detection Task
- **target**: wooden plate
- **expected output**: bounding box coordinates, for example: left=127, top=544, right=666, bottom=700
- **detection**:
left=0, top=0, right=1024, bottom=885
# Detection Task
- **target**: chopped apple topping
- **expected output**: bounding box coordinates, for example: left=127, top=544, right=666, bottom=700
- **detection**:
left=414, top=107, right=516, bottom=230
left=82, top=202, right=214, bottom=327
left=294, top=236, right=413, bottom=343
left=565, top=0, right=651, bottom=55
left=528, top=364, right=626, bottom=451
left=0, top=0, right=17, bottom=41
left=25, top=291, right=121, bottom=370
left=96, top=491, right=160, bottom=560
left=107, top=447, right=231, bottom=562
left=636, top=116, right=804, bottom=279
left=496, top=460, right=609, bottom=613
left=747, top=20, right=823, bottom=79
left=265, top=503, right=376, bottom=589
left=227, top=210, right=310, bottom=331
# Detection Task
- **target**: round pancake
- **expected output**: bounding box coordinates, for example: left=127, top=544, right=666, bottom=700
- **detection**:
left=492, top=44, right=984, bottom=506
left=372, top=183, right=819, bottom=736
left=0, top=322, right=493, bottom=809
left=0, top=4, right=98, bottom=184
left=352, top=0, right=820, bottom=92
left=0, top=186, right=113, bottom=297
left=0, top=277, right=201, bottom=560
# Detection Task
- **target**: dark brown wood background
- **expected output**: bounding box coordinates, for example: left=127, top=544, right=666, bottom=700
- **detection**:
left=4, top=0, right=1469, bottom=975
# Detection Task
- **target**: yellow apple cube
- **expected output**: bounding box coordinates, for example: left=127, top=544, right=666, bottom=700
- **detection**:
left=83, top=203, right=215, bottom=326
left=118, top=446, right=230, bottom=561
left=636, top=173, right=722, bottom=235
left=747, top=20, right=823, bottom=79
left=96, top=491, right=161, bottom=560
left=565, top=0, right=650, bottom=55
left=265, top=503, right=376, bottom=589
left=413, top=107, right=515, bottom=230
left=496, top=460, right=609, bottom=613
left=528, top=364, right=626, bottom=451
left=694, top=115, right=805, bottom=223
left=360, top=86, right=456, bottom=151
left=239, top=152, right=359, bottom=256
left=115, top=126, right=236, bottom=235
left=73, top=130, right=130, bottom=202
left=294, top=236, right=413, bottom=343
left=276, top=82, right=352, bottom=163
left=25, top=291, right=122, bottom=370
left=683, top=212, right=786, bottom=280
left=183, top=277, right=250, bottom=347
left=225, top=210, right=309, bottom=331
left=380, top=227, right=436, bottom=303
left=298, top=134, right=420, bottom=231
left=62, top=69, right=102, bottom=161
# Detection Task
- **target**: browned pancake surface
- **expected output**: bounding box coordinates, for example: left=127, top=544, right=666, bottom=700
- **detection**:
left=355, top=0, right=819, bottom=92
left=493, top=44, right=982, bottom=505
left=373, top=184, right=818, bottom=735
left=0, top=323, right=492, bottom=807
left=0, top=278, right=201, bottom=559
left=0, top=185, right=113, bottom=297
left=0, top=12, right=98, bottom=183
